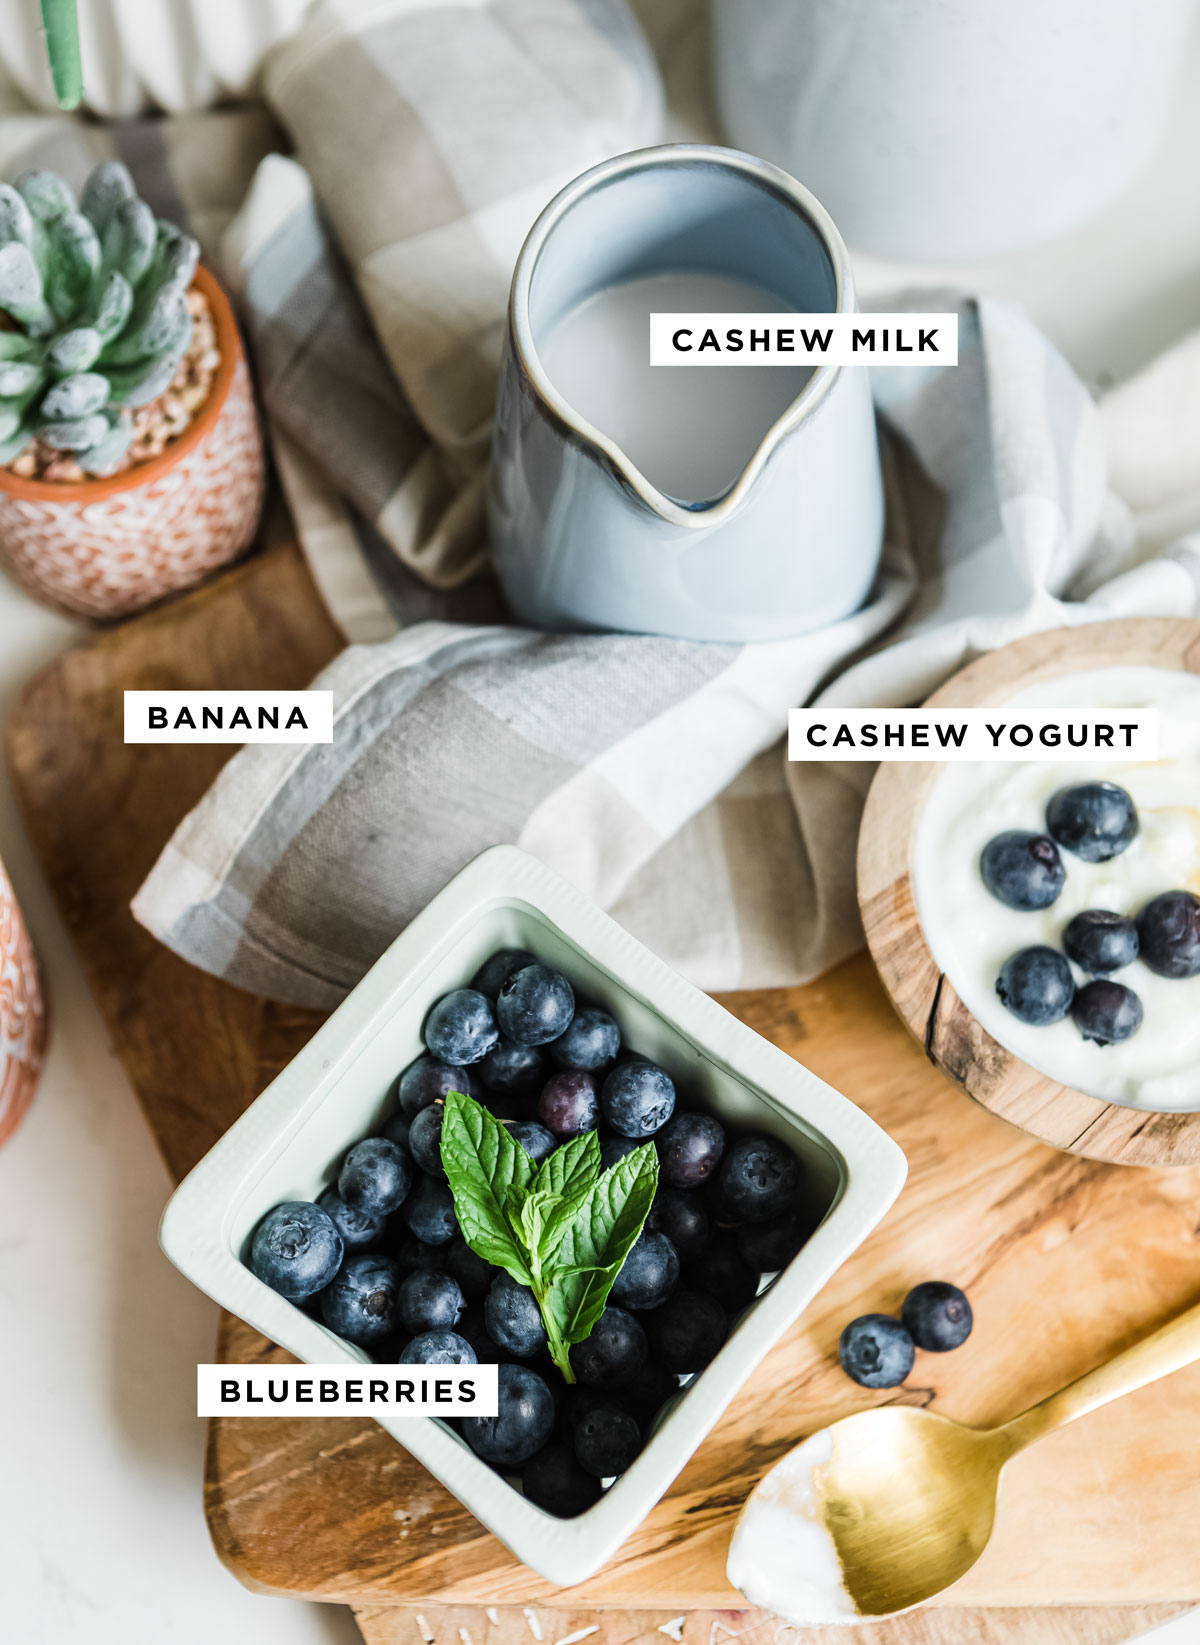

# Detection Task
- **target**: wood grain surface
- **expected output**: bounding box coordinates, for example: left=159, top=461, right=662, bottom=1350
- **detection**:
left=859, top=618, right=1200, bottom=1168
left=7, top=542, right=1198, bottom=1645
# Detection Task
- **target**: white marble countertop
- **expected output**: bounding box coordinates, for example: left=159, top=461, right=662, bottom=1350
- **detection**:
left=3, top=23, right=1200, bottom=1641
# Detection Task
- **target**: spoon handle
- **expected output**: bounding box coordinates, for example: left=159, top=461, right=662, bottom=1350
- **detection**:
left=1001, top=1297, right=1200, bottom=1453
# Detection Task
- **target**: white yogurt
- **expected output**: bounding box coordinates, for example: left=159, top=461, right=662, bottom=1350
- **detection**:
left=726, top=1429, right=860, bottom=1627
left=915, top=666, right=1200, bottom=1111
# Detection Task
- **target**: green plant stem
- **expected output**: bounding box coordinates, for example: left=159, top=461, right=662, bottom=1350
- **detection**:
left=528, top=1261, right=575, bottom=1385
left=41, top=0, right=83, bottom=110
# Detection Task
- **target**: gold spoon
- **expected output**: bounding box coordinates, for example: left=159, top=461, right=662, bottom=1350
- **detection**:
left=728, top=1299, right=1200, bottom=1623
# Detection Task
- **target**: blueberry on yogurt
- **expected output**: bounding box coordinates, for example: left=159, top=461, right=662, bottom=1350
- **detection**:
left=1062, top=909, right=1139, bottom=975
left=1046, top=781, right=1138, bottom=863
left=1071, top=979, right=1144, bottom=1046
left=250, top=1201, right=343, bottom=1301
left=980, top=830, right=1065, bottom=911
left=1136, top=890, right=1200, bottom=979
left=995, top=946, right=1074, bottom=1025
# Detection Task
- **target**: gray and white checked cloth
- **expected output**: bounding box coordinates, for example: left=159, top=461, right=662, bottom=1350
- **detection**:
left=5, top=1, right=1199, bottom=1009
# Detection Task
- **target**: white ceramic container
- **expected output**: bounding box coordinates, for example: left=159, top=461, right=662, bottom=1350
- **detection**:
left=711, top=0, right=1198, bottom=261
left=0, top=0, right=309, bottom=115
left=160, top=845, right=906, bottom=1587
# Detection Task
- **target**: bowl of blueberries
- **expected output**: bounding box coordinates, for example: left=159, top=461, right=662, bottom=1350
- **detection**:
left=160, top=845, right=905, bottom=1586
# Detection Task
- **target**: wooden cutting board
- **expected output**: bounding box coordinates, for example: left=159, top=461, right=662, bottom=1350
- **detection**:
left=7, top=538, right=1198, bottom=1645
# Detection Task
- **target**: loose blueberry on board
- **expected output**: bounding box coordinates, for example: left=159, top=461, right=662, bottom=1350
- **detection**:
left=839, top=1314, right=915, bottom=1388
left=549, top=1006, right=622, bottom=1071
left=471, top=947, right=538, bottom=1000
left=610, top=1231, right=680, bottom=1311
left=249, top=1201, right=344, bottom=1301
left=1062, top=909, right=1139, bottom=975
left=538, top=1069, right=600, bottom=1138
left=995, top=945, right=1075, bottom=1025
left=1046, top=781, right=1138, bottom=863
left=506, top=1119, right=559, bottom=1164
left=736, top=1207, right=815, bottom=1273
left=400, top=1329, right=477, bottom=1365
left=408, top=1103, right=447, bottom=1180
left=601, top=1060, right=676, bottom=1138
left=319, top=1253, right=402, bottom=1347
left=570, top=1306, right=650, bottom=1386
left=424, top=988, right=500, bottom=1065
left=901, top=1282, right=973, bottom=1352
left=979, top=830, right=1066, bottom=911
left=485, top=1273, right=548, bottom=1358
left=444, top=1236, right=495, bottom=1303
left=401, top=1176, right=459, bottom=1245
left=397, top=1054, right=471, bottom=1117
left=716, top=1134, right=801, bottom=1223
left=574, top=1402, right=642, bottom=1479
left=1072, top=979, right=1144, bottom=1045
left=522, top=1443, right=603, bottom=1516
left=461, top=1362, right=556, bottom=1466
left=599, top=1134, right=642, bottom=1170
left=651, top=1290, right=728, bottom=1374
left=338, top=1136, right=413, bottom=1217
left=698, top=1236, right=760, bottom=1312
left=316, top=1186, right=387, bottom=1253
left=497, top=964, right=576, bottom=1046
left=1137, top=890, right=1200, bottom=979
left=398, top=1268, right=465, bottom=1335
left=647, top=1187, right=711, bottom=1258
left=656, top=1111, right=726, bottom=1188
left=479, top=1036, right=545, bottom=1094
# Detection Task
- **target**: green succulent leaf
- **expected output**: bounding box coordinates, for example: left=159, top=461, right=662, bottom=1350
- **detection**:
left=40, top=370, right=109, bottom=421
left=0, top=241, right=52, bottom=334
left=102, top=350, right=180, bottom=408
left=89, top=270, right=133, bottom=342
left=80, top=161, right=135, bottom=236
left=46, top=211, right=101, bottom=322
left=101, top=196, right=156, bottom=288
left=77, top=410, right=133, bottom=475
left=15, top=169, right=75, bottom=223
left=0, top=334, right=34, bottom=362
left=39, top=409, right=109, bottom=451
left=0, top=184, right=34, bottom=249
left=40, top=0, right=84, bottom=111
left=0, top=399, right=31, bottom=442
left=154, top=224, right=199, bottom=293
left=0, top=360, right=41, bottom=397
left=105, top=285, right=190, bottom=365
left=0, top=421, right=36, bottom=464
left=45, top=326, right=102, bottom=377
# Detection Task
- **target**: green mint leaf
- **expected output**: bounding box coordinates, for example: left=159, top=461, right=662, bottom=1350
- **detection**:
left=440, top=1088, right=535, bottom=1286
left=532, top=1131, right=601, bottom=1267
left=543, top=1142, right=658, bottom=1350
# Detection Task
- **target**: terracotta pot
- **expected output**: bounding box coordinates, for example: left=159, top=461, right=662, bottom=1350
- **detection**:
left=0, top=856, right=47, bottom=1151
left=0, top=266, right=266, bottom=621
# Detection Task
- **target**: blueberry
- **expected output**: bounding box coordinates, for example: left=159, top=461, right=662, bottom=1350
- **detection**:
left=387, top=1233, right=445, bottom=1276
left=523, top=1443, right=603, bottom=1515
left=1062, top=909, right=1139, bottom=975
left=478, top=1090, right=523, bottom=1122
left=461, top=1362, right=555, bottom=1466
left=317, top=1186, right=387, bottom=1253
left=736, top=1208, right=815, bottom=1273
left=656, top=1111, right=726, bottom=1188
left=1137, top=890, right=1200, bottom=979
left=398, top=1268, right=465, bottom=1335
left=647, top=1187, right=711, bottom=1258
left=408, top=1102, right=447, bottom=1180
left=538, top=1070, right=600, bottom=1137
left=484, top=1272, right=547, bottom=1358
left=380, top=1111, right=411, bottom=1151
left=320, top=1253, right=401, bottom=1347
left=573, top=1402, right=642, bottom=1479
left=471, top=947, right=538, bottom=1000
left=479, top=1036, right=545, bottom=1095
left=901, top=1282, right=973, bottom=1352
left=400, top=1329, right=477, bottom=1365
left=621, top=1360, right=679, bottom=1423
left=425, top=988, right=500, bottom=1065
left=444, top=1236, right=493, bottom=1301
left=600, top=1134, right=642, bottom=1170
left=455, top=1304, right=502, bottom=1363
left=507, top=1119, right=559, bottom=1164
left=1047, top=782, right=1138, bottom=863
left=650, top=1290, right=727, bottom=1373
left=839, top=1314, right=914, bottom=1388
left=249, top=1201, right=343, bottom=1301
left=601, top=1061, right=676, bottom=1138
left=497, top=964, right=576, bottom=1046
left=610, top=1231, right=680, bottom=1311
left=571, top=1306, right=649, bottom=1386
left=1071, top=978, right=1144, bottom=1045
left=716, top=1134, right=801, bottom=1224
left=396, top=1054, right=471, bottom=1117
left=995, top=945, right=1074, bottom=1025
left=697, top=1236, right=759, bottom=1311
left=549, top=1007, right=621, bottom=1071
left=338, top=1136, right=413, bottom=1216
left=401, top=1176, right=458, bottom=1245
left=980, top=830, right=1065, bottom=911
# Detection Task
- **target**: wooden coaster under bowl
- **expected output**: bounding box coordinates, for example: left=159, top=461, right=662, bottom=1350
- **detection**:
left=858, top=617, right=1200, bottom=1168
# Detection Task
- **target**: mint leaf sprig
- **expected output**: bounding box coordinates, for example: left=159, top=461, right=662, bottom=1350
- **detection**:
left=440, top=1087, right=658, bottom=1384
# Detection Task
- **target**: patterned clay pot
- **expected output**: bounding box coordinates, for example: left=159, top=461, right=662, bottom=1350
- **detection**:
left=0, top=856, right=48, bottom=1152
left=0, top=266, right=265, bottom=621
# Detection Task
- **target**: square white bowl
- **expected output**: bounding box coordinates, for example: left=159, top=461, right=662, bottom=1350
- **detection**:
left=160, top=845, right=906, bottom=1588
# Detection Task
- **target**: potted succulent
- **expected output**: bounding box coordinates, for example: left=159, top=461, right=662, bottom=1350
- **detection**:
left=0, top=159, right=264, bottom=618
left=0, top=854, right=47, bottom=1151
